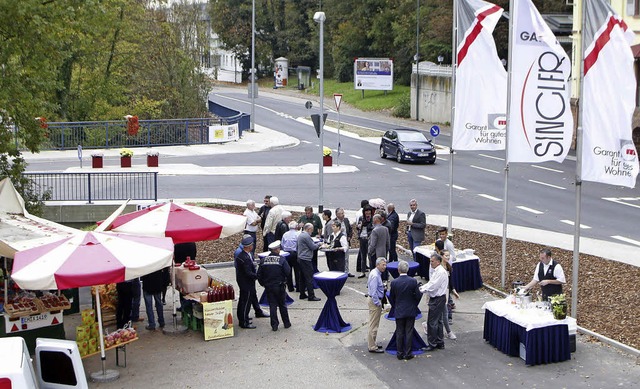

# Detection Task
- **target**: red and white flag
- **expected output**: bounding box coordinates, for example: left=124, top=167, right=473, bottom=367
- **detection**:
left=452, top=0, right=506, bottom=151
left=581, top=0, right=638, bottom=188
left=507, top=0, right=573, bottom=163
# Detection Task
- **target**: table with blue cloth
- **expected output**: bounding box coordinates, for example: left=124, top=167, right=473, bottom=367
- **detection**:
left=386, top=261, right=420, bottom=278
left=257, top=251, right=295, bottom=307
left=385, top=328, right=428, bottom=356
left=414, top=247, right=483, bottom=292
left=312, top=271, right=351, bottom=333
left=482, top=299, right=576, bottom=365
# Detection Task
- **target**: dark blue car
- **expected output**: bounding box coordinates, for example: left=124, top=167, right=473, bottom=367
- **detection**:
left=379, top=129, right=436, bottom=164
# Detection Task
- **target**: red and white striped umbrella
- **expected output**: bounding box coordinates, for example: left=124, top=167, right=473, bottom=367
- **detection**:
left=104, top=202, right=246, bottom=243
left=11, top=231, right=174, bottom=291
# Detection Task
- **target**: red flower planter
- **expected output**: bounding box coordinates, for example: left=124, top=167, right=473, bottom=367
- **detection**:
left=323, top=155, right=332, bottom=167
left=120, top=156, right=132, bottom=168
left=92, top=156, right=103, bottom=169
left=147, top=155, right=158, bottom=167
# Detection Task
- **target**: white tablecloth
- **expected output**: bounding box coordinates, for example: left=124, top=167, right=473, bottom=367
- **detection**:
left=413, top=246, right=479, bottom=263
left=482, top=298, right=577, bottom=333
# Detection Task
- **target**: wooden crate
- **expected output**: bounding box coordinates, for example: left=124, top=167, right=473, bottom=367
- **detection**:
left=101, top=307, right=117, bottom=328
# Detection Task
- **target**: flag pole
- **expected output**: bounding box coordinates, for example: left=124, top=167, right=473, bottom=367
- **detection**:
left=571, top=0, right=587, bottom=319
left=501, top=0, right=516, bottom=290
left=448, top=0, right=458, bottom=234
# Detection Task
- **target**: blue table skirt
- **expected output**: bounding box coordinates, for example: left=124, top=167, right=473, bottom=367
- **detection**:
left=259, top=290, right=295, bottom=307
left=385, top=328, right=428, bottom=355
left=452, top=258, right=483, bottom=292
left=386, top=261, right=420, bottom=278
left=483, top=310, right=571, bottom=365
left=313, top=272, right=351, bottom=333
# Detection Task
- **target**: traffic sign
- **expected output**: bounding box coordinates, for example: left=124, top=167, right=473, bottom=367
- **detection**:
left=333, top=94, right=343, bottom=111
left=430, top=125, right=440, bottom=137
left=305, top=101, right=313, bottom=109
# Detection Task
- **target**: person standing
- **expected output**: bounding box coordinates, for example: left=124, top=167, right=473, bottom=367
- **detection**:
left=275, top=211, right=292, bottom=242
left=263, top=196, right=283, bottom=247
left=334, top=208, right=354, bottom=277
left=386, top=203, right=400, bottom=263
left=243, top=199, right=261, bottom=255
left=129, top=277, right=143, bottom=322
left=142, top=268, right=167, bottom=330
left=356, top=206, right=374, bottom=278
left=368, top=214, right=390, bottom=271
left=441, top=250, right=459, bottom=339
left=298, top=206, right=323, bottom=273
left=522, top=248, right=566, bottom=300
left=281, top=221, right=301, bottom=292
left=257, top=241, right=291, bottom=331
left=389, top=260, right=422, bottom=360
left=420, top=253, right=448, bottom=351
left=258, top=195, right=272, bottom=251
left=325, top=220, right=348, bottom=272
left=406, top=199, right=427, bottom=276
left=296, top=223, right=322, bottom=301
left=115, top=280, right=133, bottom=329
left=436, top=227, right=455, bottom=258
left=321, top=209, right=333, bottom=241
left=235, top=235, right=260, bottom=329
left=367, top=258, right=387, bottom=353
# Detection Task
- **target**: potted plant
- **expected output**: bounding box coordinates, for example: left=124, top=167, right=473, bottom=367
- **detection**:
left=323, top=146, right=332, bottom=167
left=120, top=148, right=133, bottom=168
left=91, top=153, right=104, bottom=169
left=549, top=293, right=568, bottom=320
left=147, top=151, right=159, bottom=167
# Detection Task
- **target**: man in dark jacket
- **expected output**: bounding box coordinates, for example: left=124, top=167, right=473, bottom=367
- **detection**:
left=257, top=241, right=291, bottom=331
left=235, top=235, right=266, bottom=329
left=386, top=203, right=400, bottom=262
left=142, top=267, right=168, bottom=330
left=389, top=260, right=422, bottom=360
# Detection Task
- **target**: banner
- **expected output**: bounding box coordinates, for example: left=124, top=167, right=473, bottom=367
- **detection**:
left=208, top=123, right=239, bottom=143
left=353, top=58, right=393, bottom=91
left=203, top=300, right=234, bottom=341
left=507, top=0, right=573, bottom=163
left=453, top=0, right=507, bottom=150
left=581, top=0, right=638, bottom=188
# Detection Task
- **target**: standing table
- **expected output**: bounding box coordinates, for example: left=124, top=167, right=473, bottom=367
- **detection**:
left=414, top=247, right=483, bottom=292
left=312, top=271, right=351, bottom=333
left=386, top=261, right=420, bottom=278
left=483, top=299, right=576, bottom=365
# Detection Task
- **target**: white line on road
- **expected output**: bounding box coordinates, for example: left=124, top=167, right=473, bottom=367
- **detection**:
left=393, top=167, right=409, bottom=173
left=531, top=165, right=563, bottom=173
left=602, top=197, right=640, bottom=209
left=301, top=140, right=312, bottom=144
left=350, top=155, right=363, bottom=160
left=417, top=175, right=436, bottom=181
left=369, top=160, right=385, bottom=166
left=345, top=286, right=366, bottom=296
left=470, top=165, right=500, bottom=174
left=560, top=220, right=591, bottom=229
left=516, top=206, right=543, bottom=215
left=479, top=154, right=504, bottom=161
left=446, top=184, right=467, bottom=190
left=528, top=179, right=566, bottom=190
left=478, top=194, right=502, bottom=201
left=611, top=235, right=640, bottom=247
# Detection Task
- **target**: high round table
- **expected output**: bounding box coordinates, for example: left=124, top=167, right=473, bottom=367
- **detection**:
left=312, top=271, right=351, bottom=333
left=386, top=261, right=420, bottom=278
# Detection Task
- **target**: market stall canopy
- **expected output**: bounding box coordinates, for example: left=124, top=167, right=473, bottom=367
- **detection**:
left=102, top=202, right=246, bottom=243
left=0, top=178, right=77, bottom=258
left=12, top=231, right=174, bottom=290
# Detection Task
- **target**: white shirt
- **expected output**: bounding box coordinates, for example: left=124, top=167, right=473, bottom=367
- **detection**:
left=533, top=259, right=566, bottom=283
left=243, top=208, right=259, bottom=232
left=420, top=265, right=448, bottom=298
left=407, top=211, right=416, bottom=231
left=330, top=231, right=349, bottom=252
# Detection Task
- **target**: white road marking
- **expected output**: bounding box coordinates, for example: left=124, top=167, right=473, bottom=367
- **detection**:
left=417, top=175, right=436, bottom=181
left=393, top=167, right=409, bottom=173
left=345, top=286, right=366, bottom=296
left=478, top=194, right=502, bottom=202
left=528, top=179, right=566, bottom=190
left=446, top=184, right=467, bottom=191
left=479, top=154, right=504, bottom=161
left=516, top=206, right=543, bottom=215
left=602, top=197, right=640, bottom=209
left=611, top=235, right=640, bottom=247
left=301, top=140, right=312, bottom=144
left=471, top=165, right=500, bottom=174
left=369, top=160, right=385, bottom=166
left=531, top=165, right=563, bottom=173
left=350, top=155, right=363, bottom=160
left=560, top=220, right=591, bottom=229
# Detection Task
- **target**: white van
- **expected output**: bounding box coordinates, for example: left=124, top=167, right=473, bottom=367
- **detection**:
left=0, top=337, right=88, bottom=389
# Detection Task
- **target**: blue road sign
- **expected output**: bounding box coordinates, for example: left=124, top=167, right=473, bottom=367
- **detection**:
left=430, top=125, right=440, bottom=137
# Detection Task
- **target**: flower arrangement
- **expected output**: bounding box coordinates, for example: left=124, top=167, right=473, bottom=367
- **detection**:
left=36, top=117, right=48, bottom=129
left=120, top=148, right=134, bottom=158
left=323, top=146, right=332, bottom=157
left=125, top=115, right=139, bottom=136
left=549, top=293, right=567, bottom=320
left=146, top=151, right=159, bottom=157
left=91, top=153, right=104, bottom=157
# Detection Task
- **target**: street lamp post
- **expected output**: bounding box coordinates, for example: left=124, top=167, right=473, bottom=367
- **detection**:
left=314, top=11, right=325, bottom=213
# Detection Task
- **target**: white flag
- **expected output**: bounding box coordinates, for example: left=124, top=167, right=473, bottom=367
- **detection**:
left=581, top=0, right=639, bottom=188
left=452, top=0, right=507, bottom=151
left=507, top=0, right=573, bottom=163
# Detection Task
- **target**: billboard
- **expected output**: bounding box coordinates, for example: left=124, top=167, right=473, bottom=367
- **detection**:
left=354, top=58, right=393, bottom=91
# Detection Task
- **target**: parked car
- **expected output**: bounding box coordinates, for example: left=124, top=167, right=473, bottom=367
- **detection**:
left=379, top=129, right=436, bottom=164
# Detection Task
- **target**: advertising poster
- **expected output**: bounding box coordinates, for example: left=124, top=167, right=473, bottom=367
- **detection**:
left=353, top=58, right=393, bottom=91
left=203, top=300, right=234, bottom=341
left=208, top=123, right=239, bottom=143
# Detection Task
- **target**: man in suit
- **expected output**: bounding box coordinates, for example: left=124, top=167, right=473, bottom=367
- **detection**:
left=389, top=260, right=422, bottom=360
left=234, top=235, right=260, bottom=329
left=386, top=203, right=400, bottom=262
left=368, top=214, right=390, bottom=271
left=406, top=198, right=427, bottom=276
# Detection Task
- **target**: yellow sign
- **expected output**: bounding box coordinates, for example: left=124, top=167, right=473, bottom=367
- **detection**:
left=203, top=300, right=234, bottom=341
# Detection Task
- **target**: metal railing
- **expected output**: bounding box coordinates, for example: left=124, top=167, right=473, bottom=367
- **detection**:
left=23, top=172, right=158, bottom=203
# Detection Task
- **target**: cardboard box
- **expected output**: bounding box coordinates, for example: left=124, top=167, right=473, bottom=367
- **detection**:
left=76, top=325, right=91, bottom=342
left=81, top=309, right=95, bottom=325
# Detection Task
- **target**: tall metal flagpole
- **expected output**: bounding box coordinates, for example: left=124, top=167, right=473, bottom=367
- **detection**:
left=314, top=12, right=326, bottom=213
left=501, top=0, right=516, bottom=290
left=448, top=0, right=458, bottom=233
left=572, top=0, right=587, bottom=319
left=250, top=0, right=256, bottom=132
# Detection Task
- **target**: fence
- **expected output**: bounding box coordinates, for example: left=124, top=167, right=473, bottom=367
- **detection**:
left=23, top=172, right=158, bottom=203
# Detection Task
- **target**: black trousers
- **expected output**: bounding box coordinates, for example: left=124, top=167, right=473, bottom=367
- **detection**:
left=285, top=251, right=299, bottom=292
left=116, top=282, right=133, bottom=329
left=427, top=295, right=446, bottom=347
left=237, top=286, right=252, bottom=326
left=395, top=316, right=416, bottom=358
left=298, top=259, right=316, bottom=298
left=389, top=233, right=398, bottom=262
left=265, top=284, right=290, bottom=329
left=248, top=284, right=263, bottom=315
left=357, top=238, right=368, bottom=272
